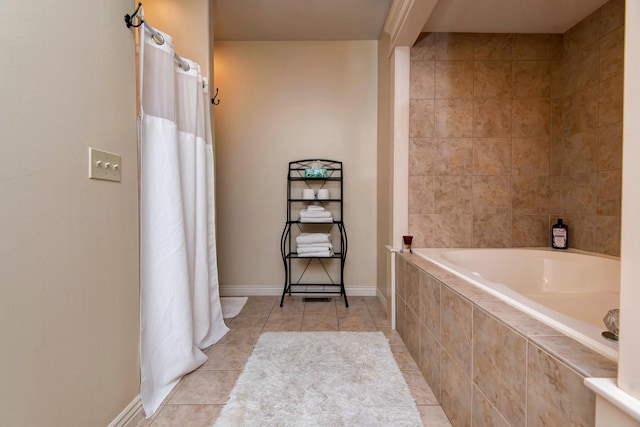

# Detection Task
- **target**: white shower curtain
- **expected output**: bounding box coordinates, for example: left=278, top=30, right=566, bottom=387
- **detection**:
left=138, top=24, right=228, bottom=417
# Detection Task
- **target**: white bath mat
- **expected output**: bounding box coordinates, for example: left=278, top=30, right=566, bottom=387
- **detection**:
left=214, top=332, right=424, bottom=426
left=221, top=297, right=248, bottom=319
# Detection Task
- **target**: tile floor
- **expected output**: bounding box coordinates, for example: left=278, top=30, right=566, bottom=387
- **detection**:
left=128, top=296, right=452, bottom=426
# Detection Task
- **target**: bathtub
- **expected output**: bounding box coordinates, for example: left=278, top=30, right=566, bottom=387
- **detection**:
left=412, top=247, right=620, bottom=361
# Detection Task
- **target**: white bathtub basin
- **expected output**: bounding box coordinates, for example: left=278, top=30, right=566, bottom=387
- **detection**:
left=412, top=247, right=621, bottom=361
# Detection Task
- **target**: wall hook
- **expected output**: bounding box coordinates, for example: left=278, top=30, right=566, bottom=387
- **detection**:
left=124, top=3, right=144, bottom=28
left=211, top=88, right=220, bottom=105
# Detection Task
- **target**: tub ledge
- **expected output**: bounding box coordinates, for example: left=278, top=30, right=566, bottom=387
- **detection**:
left=585, top=378, right=640, bottom=427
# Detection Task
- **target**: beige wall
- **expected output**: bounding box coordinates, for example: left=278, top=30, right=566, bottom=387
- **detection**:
left=0, top=0, right=139, bottom=426
left=377, top=33, right=393, bottom=308
left=142, top=0, right=211, bottom=77
left=213, top=41, right=378, bottom=293
left=407, top=0, right=623, bottom=256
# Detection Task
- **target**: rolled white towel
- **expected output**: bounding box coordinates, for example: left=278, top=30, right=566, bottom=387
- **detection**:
left=296, top=233, right=331, bottom=245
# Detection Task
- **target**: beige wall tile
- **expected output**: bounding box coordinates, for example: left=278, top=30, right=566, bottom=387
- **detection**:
left=474, top=61, right=513, bottom=99
left=550, top=136, right=563, bottom=176
left=409, top=214, right=434, bottom=247
left=599, top=73, right=624, bottom=126
left=434, top=137, right=473, bottom=175
left=473, top=176, right=511, bottom=214
left=514, top=34, right=552, bottom=60
left=551, top=34, right=564, bottom=60
left=412, top=32, right=436, bottom=60
left=512, top=98, right=551, bottom=138
left=597, top=121, right=623, bottom=170
left=474, top=34, right=513, bottom=60
left=441, top=349, right=472, bottom=427
left=410, top=60, right=435, bottom=99
left=473, top=308, right=526, bottom=427
left=435, top=99, right=474, bottom=137
left=561, top=42, right=599, bottom=96
left=441, top=287, right=473, bottom=374
left=435, top=61, right=474, bottom=99
left=563, top=9, right=600, bottom=58
left=600, top=0, right=625, bottom=36
left=473, top=138, right=512, bottom=175
left=512, top=176, right=549, bottom=215
left=407, top=264, right=421, bottom=315
left=410, top=99, right=435, bottom=138
left=599, top=26, right=624, bottom=80
left=555, top=214, right=595, bottom=252
left=549, top=173, right=597, bottom=215
left=550, top=60, right=563, bottom=99
left=410, top=138, right=436, bottom=176
left=512, top=215, right=549, bottom=247
left=530, top=335, right=617, bottom=378
left=405, top=308, right=421, bottom=361
left=474, top=98, right=512, bottom=137
left=471, top=386, right=510, bottom=427
left=595, top=215, right=621, bottom=256
left=561, top=129, right=598, bottom=175
left=512, top=137, right=549, bottom=176
left=435, top=176, right=472, bottom=213
left=420, top=324, right=442, bottom=400
left=562, top=85, right=598, bottom=136
left=432, top=214, right=473, bottom=247
left=396, top=257, right=407, bottom=301
left=473, top=213, right=512, bottom=248
left=527, top=344, right=595, bottom=427
left=597, top=169, right=622, bottom=216
left=514, top=61, right=551, bottom=98
left=436, top=33, right=474, bottom=60
left=409, top=175, right=434, bottom=215
left=420, top=273, right=441, bottom=338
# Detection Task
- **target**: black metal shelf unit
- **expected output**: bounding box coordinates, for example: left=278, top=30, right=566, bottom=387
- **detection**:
left=280, top=159, right=348, bottom=307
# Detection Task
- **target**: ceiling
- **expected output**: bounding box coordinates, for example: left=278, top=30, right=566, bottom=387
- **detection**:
left=212, top=0, right=392, bottom=41
left=212, top=0, right=611, bottom=42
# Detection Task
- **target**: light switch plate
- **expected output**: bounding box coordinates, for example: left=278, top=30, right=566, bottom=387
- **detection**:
left=89, top=147, right=121, bottom=182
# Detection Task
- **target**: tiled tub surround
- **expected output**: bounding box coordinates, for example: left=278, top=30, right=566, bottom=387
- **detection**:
left=408, top=0, right=624, bottom=256
left=396, top=253, right=618, bottom=427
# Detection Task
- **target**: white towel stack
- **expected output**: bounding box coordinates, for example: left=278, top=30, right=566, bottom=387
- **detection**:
left=295, top=233, right=334, bottom=257
left=299, top=205, right=333, bottom=223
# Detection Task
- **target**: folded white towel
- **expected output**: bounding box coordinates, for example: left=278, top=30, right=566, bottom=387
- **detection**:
left=296, top=233, right=332, bottom=245
left=306, top=205, right=326, bottom=211
left=300, top=209, right=332, bottom=218
left=300, top=217, right=333, bottom=223
left=298, top=250, right=334, bottom=257
left=297, top=244, right=333, bottom=254
left=297, top=242, right=333, bottom=249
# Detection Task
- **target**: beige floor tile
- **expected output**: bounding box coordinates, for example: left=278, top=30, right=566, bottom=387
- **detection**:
left=403, top=370, right=439, bottom=405
left=391, top=345, right=421, bottom=371
left=150, top=404, right=222, bottom=427
left=419, top=405, right=454, bottom=426
left=215, top=326, right=262, bottom=347
left=202, top=344, right=254, bottom=370
left=169, top=370, right=240, bottom=405
left=133, top=294, right=451, bottom=426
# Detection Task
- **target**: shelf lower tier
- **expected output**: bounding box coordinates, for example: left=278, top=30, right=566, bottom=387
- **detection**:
left=286, top=253, right=343, bottom=259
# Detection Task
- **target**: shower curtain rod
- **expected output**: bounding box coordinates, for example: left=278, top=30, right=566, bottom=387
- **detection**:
left=124, top=2, right=191, bottom=72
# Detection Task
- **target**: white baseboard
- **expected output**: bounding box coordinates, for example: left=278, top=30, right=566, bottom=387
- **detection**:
left=220, top=285, right=377, bottom=297
left=108, top=394, right=142, bottom=427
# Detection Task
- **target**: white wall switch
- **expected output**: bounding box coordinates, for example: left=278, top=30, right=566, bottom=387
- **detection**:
left=89, top=147, right=121, bottom=182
